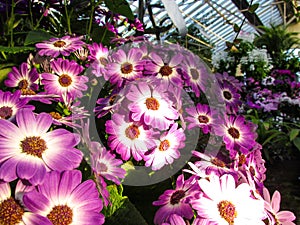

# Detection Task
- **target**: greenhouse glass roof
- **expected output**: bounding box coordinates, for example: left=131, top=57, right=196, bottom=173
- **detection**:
left=127, top=0, right=299, bottom=51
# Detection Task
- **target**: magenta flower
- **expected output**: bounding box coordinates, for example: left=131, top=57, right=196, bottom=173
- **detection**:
left=145, top=52, right=184, bottom=87
left=0, top=109, right=82, bottom=185
left=144, top=123, right=186, bottom=170
left=105, top=113, right=157, bottom=161
left=41, top=58, right=88, bottom=102
left=90, top=143, right=126, bottom=185
left=23, top=170, right=105, bottom=225
left=161, top=214, right=186, bottom=225
left=0, top=182, right=50, bottom=224
left=214, top=115, right=257, bottom=158
left=104, top=48, right=144, bottom=87
left=181, top=52, right=208, bottom=97
left=185, top=103, right=218, bottom=134
left=36, top=35, right=85, bottom=58
left=4, top=62, right=39, bottom=94
left=216, top=72, right=243, bottom=91
left=263, top=188, right=296, bottom=225
left=153, top=174, right=196, bottom=224
left=218, top=83, right=242, bottom=114
left=0, top=90, right=34, bottom=120
left=88, top=42, right=109, bottom=76
left=191, top=174, right=266, bottom=225
left=127, top=80, right=179, bottom=130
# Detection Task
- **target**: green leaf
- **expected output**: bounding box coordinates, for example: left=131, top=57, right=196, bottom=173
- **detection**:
left=104, top=0, right=134, bottom=20
left=248, top=3, right=259, bottom=13
left=102, top=184, right=127, bottom=218
left=293, top=137, right=300, bottom=151
left=289, top=129, right=300, bottom=141
left=91, top=26, right=115, bottom=46
left=24, top=30, right=52, bottom=46
left=104, top=198, right=148, bottom=225
left=0, top=46, right=35, bottom=54
left=233, top=23, right=240, bottom=32
left=0, top=67, right=11, bottom=84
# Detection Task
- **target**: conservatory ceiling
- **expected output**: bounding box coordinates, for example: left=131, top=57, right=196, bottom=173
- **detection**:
left=127, top=0, right=300, bottom=51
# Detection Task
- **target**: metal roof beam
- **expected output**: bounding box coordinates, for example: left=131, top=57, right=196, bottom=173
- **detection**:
left=230, top=0, right=264, bottom=27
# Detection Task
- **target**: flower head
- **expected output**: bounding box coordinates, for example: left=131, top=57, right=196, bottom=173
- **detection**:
left=144, top=123, right=186, bottom=170
left=5, top=62, right=39, bottom=94
left=23, top=170, right=105, bottom=225
left=0, top=109, right=82, bottom=185
left=191, top=174, right=266, bottom=225
left=0, top=90, right=34, bottom=120
left=36, top=35, right=85, bottom=58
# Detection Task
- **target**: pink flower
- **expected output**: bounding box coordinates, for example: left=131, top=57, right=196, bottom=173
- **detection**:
left=263, top=187, right=296, bottom=225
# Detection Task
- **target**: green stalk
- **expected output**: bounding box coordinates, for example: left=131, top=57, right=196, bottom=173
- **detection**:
left=64, top=0, right=72, bottom=34
left=87, top=0, right=95, bottom=37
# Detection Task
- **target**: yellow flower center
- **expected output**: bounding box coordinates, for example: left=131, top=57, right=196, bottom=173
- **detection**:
left=159, top=65, right=172, bottom=76
left=0, top=197, right=24, bottom=225
left=53, top=40, right=67, bottom=48
left=228, top=127, right=240, bottom=139
left=217, top=200, right=237, bottom=224
left=121, top=62, right=133, bottom=74
left=159, top=140, right=170, bottom=151
left=20, top=136, right=47, bottom=158
left=145, top=97, right=160, bottom=110
left=125, top=124, right=140, bottom=140
left=47, top=205, right=73, bottom=225
left=0, top=106, right=13, bottom=119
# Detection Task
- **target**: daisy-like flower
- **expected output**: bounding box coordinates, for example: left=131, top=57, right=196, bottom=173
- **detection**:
left=126, top=80, right=179, bottom=130
left=144, top=51, right=184, bottom=87
left=0, top=90, right=34, bottom=120
left=161, top=214, right=187, bottom=225
left=216, top=72, right=243, bottom=91
left=144, top=123, right=186, bottom=170
left=0, top=109, right=82, bottom=185
left=23, top=170, right=105, bottom=225
left=104, top=48, right=144, bottom=87
left=90, top=143, right=126, bottom=185
left=88, top=42, right=109, bottom=76
left=0, top=182, right=50, bottom=224
left=105, top=113, right=157, bottom=161
left=35, top=35, right=85, bottom=58
left=153, top=174, right=196, bottom=224
left=185, top=103, right=218, bottom=134
left=218, top=83, right=242, bottom=114
left=236, top=144, right=266, bottom=193
left=186, top=150, right=233, bottom=177
left=4, top=62, right=39, bottom=95
left=191, top=174, right=266, bottom=225
left=214, top=115, right=257, bottom=158
left=41, top=58, right=88, bottom=103
left=262, top=187, right=296, bottom=225
left=181, top=52, right=208, bottom=97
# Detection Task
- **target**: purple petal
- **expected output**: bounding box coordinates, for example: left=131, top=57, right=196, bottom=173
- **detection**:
left=57, top=170, right=82, bottom=202
left=16, top=157, right=46, bottom=184
left=0, top=157, right=18, bottom=182
left=16, top=109, right=36, bottom=134
left=23, top=212, right=52, bottom=225
left=23, top=191, right=51, bottom=214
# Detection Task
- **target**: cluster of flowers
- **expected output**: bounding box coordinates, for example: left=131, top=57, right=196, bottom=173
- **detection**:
left=245, top=69, right=300, bottom=114
left=0, top=33, right=296, bottom=225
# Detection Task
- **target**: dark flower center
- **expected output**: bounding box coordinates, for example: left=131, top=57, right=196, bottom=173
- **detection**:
left=20, top=136, right=47, bottom=158
left=47, top=205, right=73, bottom=225
left=53, top=40, right=67, bottom=48
left=99, top=57, right=108, bottom=66
left=0, top=197, right=24, bottom=225
left=99, top=162, right=108, bottom=173
left=198, top=115, right=209, bottom=124
left=249, top=166, right=256, bottom=176
left=217, top=200, right=237, bottom=224
left=109, top=94, right=118, bottom=105
left=49, top=112, right=62, bottom=120
left=58, top=74, right=72, bottom=87
left=228, top=127, right=240, bottom=139
left=190, top=68, right=200, bottom=80
left=238, top=154, right=246, bottom=166
left=223, top=91, right=232, bottom=100
left=125, top=124, right=140, bottom=140
left=0, top=106, right=13, bottom=119
left=121, top=62, right=133, bottom=74
left=18, top=79, right=29, bottom=89
left=145, top=97, right=160, bottom=110
left=159, top=140, right=170, bottom=151
left=211, top=157, right=226, bottom=167
left=170, top=190, right=185, bottom=205
left=159, top=65, right=172, bottom=76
